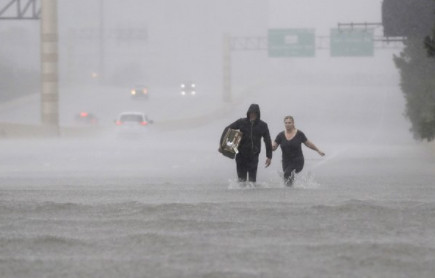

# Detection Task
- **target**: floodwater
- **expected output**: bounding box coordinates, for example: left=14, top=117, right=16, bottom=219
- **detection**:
left=1, top=84, right=435, bottom=278
left=1, top=131, right=434, bottom=278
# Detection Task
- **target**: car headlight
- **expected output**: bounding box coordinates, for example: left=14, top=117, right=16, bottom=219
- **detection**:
left=131, top=90, right=136, bottom=95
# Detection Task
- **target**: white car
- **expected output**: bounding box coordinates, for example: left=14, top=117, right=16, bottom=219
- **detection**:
left=115, top=112, right=153, bottom=137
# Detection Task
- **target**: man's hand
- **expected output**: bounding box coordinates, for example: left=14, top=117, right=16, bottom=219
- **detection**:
left=265, top=158, right=271, bottom=168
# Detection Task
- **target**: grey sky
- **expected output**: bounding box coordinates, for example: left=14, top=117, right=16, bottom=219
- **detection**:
left=0, top=0, right=396, bottom=86
left=270, top=0, right=383, bottom=31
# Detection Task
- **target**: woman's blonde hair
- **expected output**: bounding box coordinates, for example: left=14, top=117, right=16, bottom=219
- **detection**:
left=284, top=116, right=294, bottom=122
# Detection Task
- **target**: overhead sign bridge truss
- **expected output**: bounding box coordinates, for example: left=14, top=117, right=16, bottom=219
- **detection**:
left=0, top=0, right=41, bottom=20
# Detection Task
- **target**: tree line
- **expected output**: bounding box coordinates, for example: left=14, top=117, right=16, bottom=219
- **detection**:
left=393, top=4, right=435, bottom=141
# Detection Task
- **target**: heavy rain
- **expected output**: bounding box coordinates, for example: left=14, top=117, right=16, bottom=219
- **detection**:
left=0, top=0, right=434, bottom=277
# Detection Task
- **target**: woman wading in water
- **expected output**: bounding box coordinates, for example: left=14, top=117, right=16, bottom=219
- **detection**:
left=272, top=116, right=325, bottom=186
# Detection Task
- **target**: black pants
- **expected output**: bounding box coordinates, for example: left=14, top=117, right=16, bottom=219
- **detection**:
left=236, top=154, right=259, bottom=182
left=282, top=157, right=304, bottom=186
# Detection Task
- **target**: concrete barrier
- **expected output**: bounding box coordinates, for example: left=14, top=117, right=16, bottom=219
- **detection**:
left=0, top=122, right=110, bottom=138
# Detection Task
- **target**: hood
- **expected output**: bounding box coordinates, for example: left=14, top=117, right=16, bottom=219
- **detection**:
left=246, top=104, right=261, bottom=119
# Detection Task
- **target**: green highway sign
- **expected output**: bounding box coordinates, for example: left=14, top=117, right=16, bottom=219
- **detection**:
left=268, top=29, right=315, bottom=57
left=330, top=28, right=374, bottom=57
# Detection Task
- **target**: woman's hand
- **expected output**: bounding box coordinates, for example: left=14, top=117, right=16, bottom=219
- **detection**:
left=272, top=142, right=278, bottom=151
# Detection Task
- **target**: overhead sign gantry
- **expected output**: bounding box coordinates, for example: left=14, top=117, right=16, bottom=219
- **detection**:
left=1, top=0, right=58, bottom=134
left=0, top=0, right=40, bottom=20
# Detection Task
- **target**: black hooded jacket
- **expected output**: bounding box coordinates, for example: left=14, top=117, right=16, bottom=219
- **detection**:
left=222, top=104, right=272, bottom=159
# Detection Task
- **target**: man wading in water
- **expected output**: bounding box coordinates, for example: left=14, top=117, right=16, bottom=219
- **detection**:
left=220, top=104, right=272, bottom=185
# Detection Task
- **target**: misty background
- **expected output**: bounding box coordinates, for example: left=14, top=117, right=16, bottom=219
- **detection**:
left=0, top=0, right=415, bottom=144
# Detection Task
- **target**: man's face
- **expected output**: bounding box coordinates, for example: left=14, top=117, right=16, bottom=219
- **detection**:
left=249, top=112, right=257, bottom=121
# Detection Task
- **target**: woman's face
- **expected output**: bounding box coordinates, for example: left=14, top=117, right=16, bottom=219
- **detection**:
left=284, top=119, right=294, bottom=130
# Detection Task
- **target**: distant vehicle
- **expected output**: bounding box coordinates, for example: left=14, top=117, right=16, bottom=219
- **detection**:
left=180, top=81, right=196, bottom=96
left=130, top=85, right=149, bottom=99
left=115, top=112, right=153, bottom=126
left=115, top=112, right=153, bottom=137
left=74, top=112, right=98, bottom=125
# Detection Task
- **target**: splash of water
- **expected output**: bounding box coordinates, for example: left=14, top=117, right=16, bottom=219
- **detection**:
left=293, top=171, right=321, bottom=189
left=226, top=170, right=321, bottom=190
left=227, top=179, right=276, bottom=190
left=271, top=170, right=321, bottom=189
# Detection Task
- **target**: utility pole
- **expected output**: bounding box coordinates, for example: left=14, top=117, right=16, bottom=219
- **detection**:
left=222, top=34, right=231, bottom=103
left=40, top=0, right=59, bottom=133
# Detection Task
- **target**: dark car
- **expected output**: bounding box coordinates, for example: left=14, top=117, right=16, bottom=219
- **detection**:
left=130, top=85, right=149, bottom=99
left=74, top=112, right=98, bottom=125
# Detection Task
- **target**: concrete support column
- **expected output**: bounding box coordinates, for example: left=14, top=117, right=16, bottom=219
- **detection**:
left=222, top=34, right=232, bottom=103
left=40, top=0, right=59, bottom=131
left=98, top=0, right=105, bottom=84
